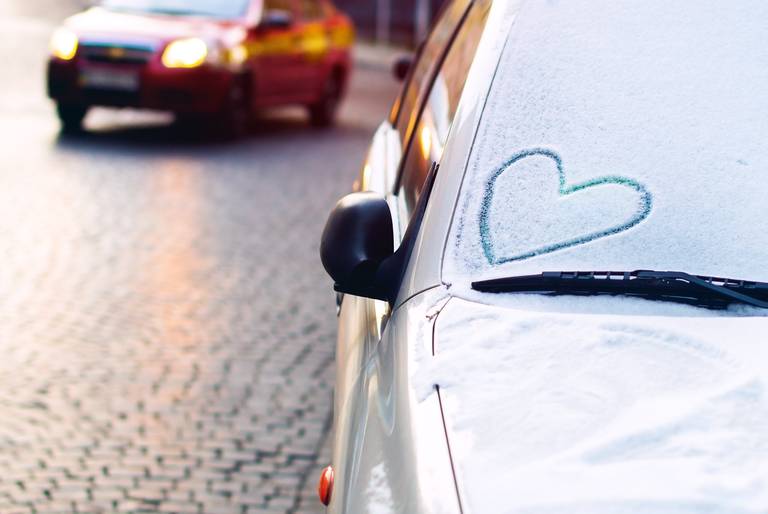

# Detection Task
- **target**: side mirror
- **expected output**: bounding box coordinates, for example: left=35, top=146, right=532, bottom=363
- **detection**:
left=392, top=55, right=413, bottom=82
left=259, top=9, right=294, bottom=30
left=321, top=163, right=439, bottom=305
left=320, top=192, right=394, bottom=301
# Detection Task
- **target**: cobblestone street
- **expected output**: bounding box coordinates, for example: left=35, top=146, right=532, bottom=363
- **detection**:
left=0, top=2, right=399, bottom=513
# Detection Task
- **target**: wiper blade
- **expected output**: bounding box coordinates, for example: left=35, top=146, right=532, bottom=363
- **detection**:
left=472, top=270, right=768, bottom=309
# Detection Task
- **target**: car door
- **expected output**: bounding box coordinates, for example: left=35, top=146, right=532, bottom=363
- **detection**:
left=293, top=0, right=330, bottom=96
left=248, top=0, right=305, bottom=103
left=331, top=0, right=473, bottom=448
left=329, top=0, right=491, bottom=511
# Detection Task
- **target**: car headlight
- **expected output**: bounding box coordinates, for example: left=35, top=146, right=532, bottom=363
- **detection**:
left=227, top=44, right=248, bottom=66
left=50, top=28, right=79, bottom=61
left=162, top=38, right=208, bottom=68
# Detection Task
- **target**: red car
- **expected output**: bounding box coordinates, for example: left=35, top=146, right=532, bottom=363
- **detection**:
left=47, top=0, right=354, bottom=134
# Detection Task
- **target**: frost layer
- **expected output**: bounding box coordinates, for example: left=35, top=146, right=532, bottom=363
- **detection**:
left=447, top=0, right=768, bottom=282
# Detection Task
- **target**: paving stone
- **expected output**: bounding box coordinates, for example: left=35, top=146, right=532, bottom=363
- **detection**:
left=158, top=501, right=201, bottom=513
left=0, top=4, right=399, bottom=513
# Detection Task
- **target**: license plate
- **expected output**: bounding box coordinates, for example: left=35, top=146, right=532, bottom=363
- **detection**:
left=80, top=68, right=139, bottom=91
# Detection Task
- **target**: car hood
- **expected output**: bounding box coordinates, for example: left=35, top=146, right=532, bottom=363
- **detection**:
left=64, top=7, right=238, bottom=47
left=424, top=294, right=768, bottom=514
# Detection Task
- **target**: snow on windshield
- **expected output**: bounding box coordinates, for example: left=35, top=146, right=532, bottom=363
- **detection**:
left=445, top=0, right=768, bottom=284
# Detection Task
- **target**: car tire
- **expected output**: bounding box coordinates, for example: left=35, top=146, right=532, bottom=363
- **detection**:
left=308, top=71, right=343, bottom=128
left=215, top=79, right=250, bottom=140
left=56, top=102, right=88, bottom=133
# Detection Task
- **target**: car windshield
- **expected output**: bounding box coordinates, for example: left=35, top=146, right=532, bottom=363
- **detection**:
left=101, top=0, right=250, bottom=19
left=445, top=0, right=768, bottom=286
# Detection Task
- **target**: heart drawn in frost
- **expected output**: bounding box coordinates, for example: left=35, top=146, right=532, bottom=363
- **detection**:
left=479, top=148, right=653, bottom=264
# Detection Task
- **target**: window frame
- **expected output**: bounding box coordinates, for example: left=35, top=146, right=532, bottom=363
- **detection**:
left=297, top=0, right=324, bottom=21
left=262, top=0, right=300, bottom=17
left=388, top=0, right=473, bottom=137
left=392, top=2, right=476, bottom=196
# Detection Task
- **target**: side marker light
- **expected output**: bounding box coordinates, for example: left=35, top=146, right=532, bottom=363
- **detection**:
left=317, top=465, right=334, bottom=506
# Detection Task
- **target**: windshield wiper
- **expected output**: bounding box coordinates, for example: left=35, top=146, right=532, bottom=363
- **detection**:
left=472, top=270, right=768, bottom=309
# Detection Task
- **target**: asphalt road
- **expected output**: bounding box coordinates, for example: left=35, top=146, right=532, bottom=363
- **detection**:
left=0, top=3, right=400, bottom=513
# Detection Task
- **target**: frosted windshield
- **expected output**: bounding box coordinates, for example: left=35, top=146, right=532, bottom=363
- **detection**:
left=446, top=0, right=768, bottom=284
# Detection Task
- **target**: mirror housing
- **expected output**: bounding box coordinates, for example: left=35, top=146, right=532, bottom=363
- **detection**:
left=392, top=54, right=413, bottom=82
left=321, top=163, right=439, bottom=305
left=320, top=192, right=395, bottom=301
left=259, top=9, right=294, bottom=30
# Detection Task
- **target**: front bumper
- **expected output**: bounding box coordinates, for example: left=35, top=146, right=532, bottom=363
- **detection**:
left=48, top=56, right=236, bottom=114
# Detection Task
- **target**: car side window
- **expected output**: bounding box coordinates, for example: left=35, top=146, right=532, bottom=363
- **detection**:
left=299, top=0, right=324, bottom=20
left=395, top=2, right=491, bottom=223
left=390, top=0, right=471, bottom=147
left=264, top=0, right=298, bottom=14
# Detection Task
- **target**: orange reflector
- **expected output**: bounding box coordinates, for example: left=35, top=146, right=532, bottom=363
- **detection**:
left=318, top=465, right=334, bottom=506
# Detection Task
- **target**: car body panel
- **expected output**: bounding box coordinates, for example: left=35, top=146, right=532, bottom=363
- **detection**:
left=332, top=118, right=402, bottom=412
left=48, top=53, right=237, bottom=114
left=245, top=9, right=352, bottom=104
left=47, top=1, right=352, bottom=114
left=330, top=287, right=459, bottom=514
left=331, top=120, right=399, bottom=495
left=354, top=120, right=402, bottom=240
left=433, top=295, right=768, bottom=513
left=355, top=121, right=401, bottom=197
left=332, top=119, right=401, bottom=460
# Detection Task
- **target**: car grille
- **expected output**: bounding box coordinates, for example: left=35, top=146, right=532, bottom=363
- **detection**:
left=80, top=43, right=155, bottom=66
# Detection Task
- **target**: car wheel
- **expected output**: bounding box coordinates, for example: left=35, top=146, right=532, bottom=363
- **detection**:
left=56, top=102, right=88, bottom=133
left=309, top=72, right=342, bottom=128
left=216, top=79, right=250, bottom=140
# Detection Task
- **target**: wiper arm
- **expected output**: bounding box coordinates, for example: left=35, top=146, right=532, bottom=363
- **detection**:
left=472, top=270, right=768, bottom=309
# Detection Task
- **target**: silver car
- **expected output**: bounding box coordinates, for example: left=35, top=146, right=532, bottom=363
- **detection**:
left=320, top=0, right=768, bottom=512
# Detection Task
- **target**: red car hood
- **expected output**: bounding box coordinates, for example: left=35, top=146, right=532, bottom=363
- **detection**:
left=428, top=295, right=768, bottom=514
left=64, top=7, right=238, bottom=47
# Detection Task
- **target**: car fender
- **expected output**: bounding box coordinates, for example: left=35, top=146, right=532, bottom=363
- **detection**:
left=329, top=288, right=459, bottom=514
